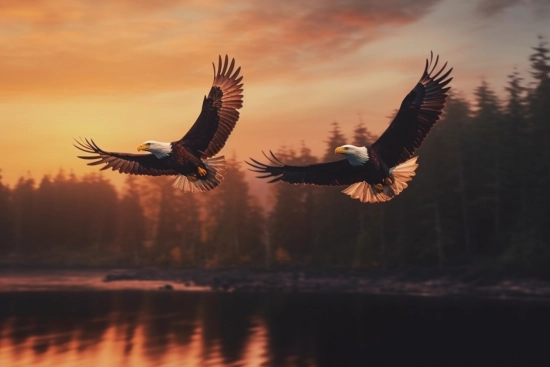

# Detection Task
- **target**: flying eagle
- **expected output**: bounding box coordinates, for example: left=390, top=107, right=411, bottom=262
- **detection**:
left=74, top=55, right=244, bottom=193
left=247, top=53, right=452, bottom=203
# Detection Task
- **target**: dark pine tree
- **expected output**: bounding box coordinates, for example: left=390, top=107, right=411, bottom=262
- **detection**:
left=313, top=122, right=358, bottom=265
left=78, top=173, right=118, bottom=253
left=152, top=177, right=184, bottom=264
left=528, top=35, right=550, bottom=239
left=352, top=119, right=378, bottom=147
left=173, top=189, right=202, bottom=265
left=35, top=175, right=56, bottom=251
left=11, top=176, right=36, bottom=254
left=468, top=81, right=503, bottom=256
left=529, top=35, right=550, bottom=82
left=268, top=144, right=318, bottom=265
left=55, top=171, right=87, bottom=250
left=501, top=69, right=530, bottom=236
left=204, top=155, right=265, bottom=266
left=438, top=95, right=474, bottom=262
left=0, top=170, right=13, bottom=252
left=117, top=176, right=147, bottom=265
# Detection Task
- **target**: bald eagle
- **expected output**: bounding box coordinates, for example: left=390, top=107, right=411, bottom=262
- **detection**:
left=247, top=53, right=452, bottom=203
left=75, top=55, right=244, bottom=193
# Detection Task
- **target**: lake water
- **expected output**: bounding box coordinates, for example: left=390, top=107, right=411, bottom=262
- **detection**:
left=0, top=273, right=549, bottom=366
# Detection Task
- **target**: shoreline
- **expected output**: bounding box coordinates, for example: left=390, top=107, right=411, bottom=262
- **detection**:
left=103, top=267, right=550, bottom=299
left=1, top=266, right=550, bottom=300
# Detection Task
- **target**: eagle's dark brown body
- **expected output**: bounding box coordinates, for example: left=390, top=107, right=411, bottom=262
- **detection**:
left=361, top=147, right=390, bottom=185
left=158, top=143, right=206, bottom=176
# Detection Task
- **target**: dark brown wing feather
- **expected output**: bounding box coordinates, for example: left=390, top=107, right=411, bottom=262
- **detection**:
left=179, top=55, right=244, bottom=158
left=74, top=138, right=178, bottom=176
left=246, top=152, right=364, bottom=186
left=372, top=52, right=453, bottom=168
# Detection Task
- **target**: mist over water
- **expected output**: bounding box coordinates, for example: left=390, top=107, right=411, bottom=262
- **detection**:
left=1, top=289, right=549, bottom=367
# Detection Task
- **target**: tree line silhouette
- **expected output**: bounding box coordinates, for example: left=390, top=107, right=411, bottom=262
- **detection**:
left=1, top=37, right=549, bottom=271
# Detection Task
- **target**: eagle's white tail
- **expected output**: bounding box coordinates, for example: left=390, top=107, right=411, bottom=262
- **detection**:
left=172, top=156, right=226, bottom=193
left=342, top=156, right=419, bottom=203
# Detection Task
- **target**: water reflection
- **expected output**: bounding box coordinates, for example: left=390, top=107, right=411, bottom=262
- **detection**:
left=0, top=291, right=549, bottom=366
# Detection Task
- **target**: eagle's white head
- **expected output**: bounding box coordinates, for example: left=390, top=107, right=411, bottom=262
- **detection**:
left=137, top=140, right=172, bottom=159
left=334, top=144, right=369, bottom=166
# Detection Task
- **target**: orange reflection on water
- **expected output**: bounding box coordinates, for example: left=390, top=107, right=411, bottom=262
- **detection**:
left=238, top=318, right=270, bottom=367
left=0, top=310, right=270, bottom=367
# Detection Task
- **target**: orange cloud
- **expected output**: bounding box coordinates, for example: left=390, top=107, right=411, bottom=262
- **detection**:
left=0, top=0, right=441, bottom=99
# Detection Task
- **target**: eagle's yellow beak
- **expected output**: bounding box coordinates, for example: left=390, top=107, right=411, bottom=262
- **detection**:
left=335, top=147, right=346, bottom=155
left=137, top=144, right=148, bottom=152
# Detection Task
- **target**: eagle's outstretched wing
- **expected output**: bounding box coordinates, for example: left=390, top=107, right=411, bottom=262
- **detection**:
left=372, top=52, right=453, bottom=168
left=74, top=138, right=178, bottom=176
left=179, top=55, right=244, bottom=158
left=247, top=152, right=364, bottom=186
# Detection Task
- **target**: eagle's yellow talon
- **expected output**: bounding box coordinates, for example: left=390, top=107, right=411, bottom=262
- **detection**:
left=384, top=177, right=394, bottom=186
left=374, top=183, right=384, bottom=192
left=187, top=174, right=198, bottom=182
left=198, top=167, right=207, bottom=177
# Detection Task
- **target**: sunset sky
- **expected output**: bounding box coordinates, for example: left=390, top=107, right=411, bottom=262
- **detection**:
left=1, top=0, right=549, bottom=192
